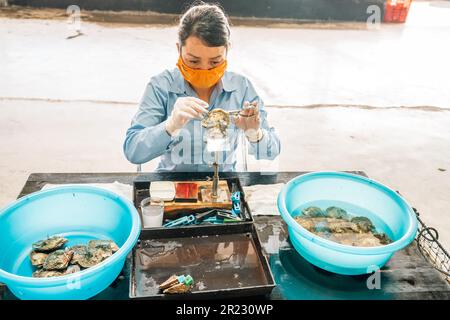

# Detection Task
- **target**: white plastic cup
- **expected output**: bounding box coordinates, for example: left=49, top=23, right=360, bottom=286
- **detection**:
left=140, top=197, right=164, bottom=228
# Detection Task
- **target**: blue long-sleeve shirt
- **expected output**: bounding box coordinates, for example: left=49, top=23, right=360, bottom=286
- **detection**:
left=123, top=68, right=280, bottom=172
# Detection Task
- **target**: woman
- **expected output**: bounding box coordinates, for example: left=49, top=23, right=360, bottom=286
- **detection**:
left=123, top=3, right=280, bottom=171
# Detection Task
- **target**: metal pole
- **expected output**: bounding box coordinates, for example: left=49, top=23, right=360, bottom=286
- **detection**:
left=241, top=131, right=248, bottom=172
left=212, top=151, right=219, bottom=199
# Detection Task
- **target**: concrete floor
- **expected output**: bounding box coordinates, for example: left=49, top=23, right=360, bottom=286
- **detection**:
left=1, top=1, right=449, bottom=107
left=0, top=1, right=450, bottom=248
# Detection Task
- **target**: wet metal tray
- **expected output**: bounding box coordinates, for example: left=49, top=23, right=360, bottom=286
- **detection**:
left=133, top=173, right=253, bottom=237
left=129, top=225, right=275, bottom=299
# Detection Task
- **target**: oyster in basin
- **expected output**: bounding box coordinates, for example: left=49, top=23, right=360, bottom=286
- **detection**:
left=43, top=249, right=73, bottom=270
left=32, top=236, right=68, bottom=252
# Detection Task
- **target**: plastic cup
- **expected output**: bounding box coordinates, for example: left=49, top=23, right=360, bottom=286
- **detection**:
left=140, top=197, right=164, bottom=228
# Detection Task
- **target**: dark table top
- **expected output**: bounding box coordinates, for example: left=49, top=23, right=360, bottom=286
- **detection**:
left=1, top=171, right=449, bottom=300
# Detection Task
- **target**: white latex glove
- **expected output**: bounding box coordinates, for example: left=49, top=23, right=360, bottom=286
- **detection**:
left=233, top=101, right=263, bottom=143
left=165, top=97, right=209, bottom=136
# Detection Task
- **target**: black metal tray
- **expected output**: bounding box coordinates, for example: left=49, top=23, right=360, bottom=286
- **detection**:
left=129, top=224, right=276, bottom=299
left=133, top=173, right=253, bottom=237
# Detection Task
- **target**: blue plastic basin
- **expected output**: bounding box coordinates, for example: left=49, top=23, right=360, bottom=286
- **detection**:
left=277, top=172, right=418, bottom=275
left=0, top=186, right=141, bottom=299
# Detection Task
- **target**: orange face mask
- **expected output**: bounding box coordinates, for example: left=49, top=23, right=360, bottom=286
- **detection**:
left=176, top=56, right=227, bottom=89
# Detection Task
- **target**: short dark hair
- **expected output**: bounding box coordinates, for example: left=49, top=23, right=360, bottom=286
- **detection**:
left=178, top=2, right=231, bottom=48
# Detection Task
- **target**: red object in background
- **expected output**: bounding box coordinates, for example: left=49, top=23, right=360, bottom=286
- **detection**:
left=174, top=183, right=198, bottom=202
left=384, top=0, right=412, bottom=23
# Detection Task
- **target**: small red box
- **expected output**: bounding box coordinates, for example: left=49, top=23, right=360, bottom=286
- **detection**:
left=174, top=183, right=199, bottom=202
left=384, top=0, right=412, bottom=23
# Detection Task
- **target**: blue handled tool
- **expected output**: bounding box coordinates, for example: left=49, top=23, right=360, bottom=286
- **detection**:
left=231, top=191, right=241, bottom=216
left=163, top=209, right=217, bottom=228
left=217, top=211, right=242, bottom=221
left=231, top=191, right=240, bottom=202
left=163, top=215, right=195, bottom=228
left=202, top=217, right=223, bottom=224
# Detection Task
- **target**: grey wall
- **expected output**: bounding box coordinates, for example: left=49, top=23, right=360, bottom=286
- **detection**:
left=9, top=0, right=386, bottom=22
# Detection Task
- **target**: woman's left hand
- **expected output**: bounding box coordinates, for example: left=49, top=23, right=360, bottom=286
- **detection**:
left=233, top=101, right=260, bottom=131
left=233, top=101, right=263, bottom=142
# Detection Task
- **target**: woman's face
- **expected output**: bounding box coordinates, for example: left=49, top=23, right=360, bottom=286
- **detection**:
left=178, top=36, right=227, bottom=70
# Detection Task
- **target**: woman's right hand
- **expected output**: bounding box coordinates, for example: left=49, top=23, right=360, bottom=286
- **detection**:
left=165, top=97, right=209, bottom=136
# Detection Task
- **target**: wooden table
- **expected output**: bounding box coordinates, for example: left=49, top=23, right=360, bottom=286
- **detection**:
left=1, top=171, right=449, bottom=300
